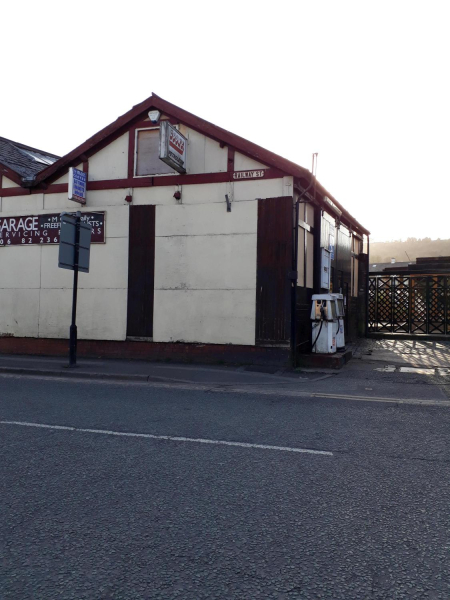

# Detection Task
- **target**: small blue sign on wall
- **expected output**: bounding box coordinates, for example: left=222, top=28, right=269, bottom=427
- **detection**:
left=68, top=167, right=87, bottom=205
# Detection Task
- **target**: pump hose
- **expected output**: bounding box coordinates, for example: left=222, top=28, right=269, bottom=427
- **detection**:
left=311, top=320, right=323, bottom=351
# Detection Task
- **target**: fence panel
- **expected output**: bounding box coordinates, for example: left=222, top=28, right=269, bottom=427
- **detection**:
left=368, top=274, right=450, bottom=336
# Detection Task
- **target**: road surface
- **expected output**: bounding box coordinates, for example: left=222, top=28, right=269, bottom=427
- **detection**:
left=1, top=371, right=450, bottom=599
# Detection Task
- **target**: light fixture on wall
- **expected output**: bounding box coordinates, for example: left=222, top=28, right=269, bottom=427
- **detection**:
left=148, top=110, right=161, bottom=124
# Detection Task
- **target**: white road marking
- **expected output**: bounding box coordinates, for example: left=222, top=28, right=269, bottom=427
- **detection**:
left=0, top=420, right=333, bottom=457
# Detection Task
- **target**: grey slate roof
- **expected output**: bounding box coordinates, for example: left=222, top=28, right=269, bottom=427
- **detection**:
left=0, top=136, right=59, bottom=180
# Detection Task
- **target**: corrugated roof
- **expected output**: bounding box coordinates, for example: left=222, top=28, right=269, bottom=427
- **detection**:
left=0, top=136, right=59, bottom=179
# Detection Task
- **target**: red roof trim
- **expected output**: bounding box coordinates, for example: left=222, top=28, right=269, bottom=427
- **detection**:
left=34, top=93, right=308, bottom=185
left=0, top=168, right=287, bottom=197
left=32, top=93, right=369, bottom=235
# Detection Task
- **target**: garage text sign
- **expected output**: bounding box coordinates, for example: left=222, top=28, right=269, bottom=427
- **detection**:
left=0, top=212, right=105, bottom=247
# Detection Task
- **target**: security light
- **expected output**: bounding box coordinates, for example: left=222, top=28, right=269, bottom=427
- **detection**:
left=148, top=110, right=161, bottom=124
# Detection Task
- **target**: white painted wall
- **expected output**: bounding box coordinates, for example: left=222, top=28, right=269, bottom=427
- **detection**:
left=305, top=203, right=315, bottom=227
left=153, top=201, right=257, bottom=345
left=51, top=164, right=83, bottom=185
left=154, top=290, right=256, bottom=346
left=233, top=176, right=293, bottom=201
left=1, top=177, right=20, bottom=188
left=43, top=188, right=130, bottom=211
left=234, top=152, right=268, bottom=171
left=2, top=194, right=44, bottom=213
left=180, top=126, right=227, bottom=174
left=0, top=289, right=40, bottom=337
left=38, top=288, right=127, bottom=340
left=0, top=204, right=129, bottom=340
left=88, top=133, right=128, bottom=181
left=0, top=119, right=293, bottom=346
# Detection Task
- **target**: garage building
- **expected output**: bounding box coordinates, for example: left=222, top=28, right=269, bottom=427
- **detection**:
left=0, top=94, right=369, bottom=365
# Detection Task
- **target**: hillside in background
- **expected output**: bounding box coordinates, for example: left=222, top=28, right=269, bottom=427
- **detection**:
left=370, top=238, right=450, bottom=263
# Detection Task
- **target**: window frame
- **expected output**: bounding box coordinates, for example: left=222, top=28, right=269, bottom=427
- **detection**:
left=133, top=126, right=179, bottom=178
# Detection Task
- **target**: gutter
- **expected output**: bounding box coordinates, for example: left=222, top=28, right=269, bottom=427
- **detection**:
left=21, top=176, right=36, bottom=188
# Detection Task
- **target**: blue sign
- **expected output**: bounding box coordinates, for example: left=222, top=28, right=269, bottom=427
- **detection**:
left=68, top=167, right=87, bottom=205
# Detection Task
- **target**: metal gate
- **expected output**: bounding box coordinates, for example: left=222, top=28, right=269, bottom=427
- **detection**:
left=368, top=275, right=450, bottom=335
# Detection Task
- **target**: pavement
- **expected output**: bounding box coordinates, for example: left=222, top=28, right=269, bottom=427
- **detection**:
left=1, top=338, right=448, bottom=380
left=353, top=338, right=450, bottom=369
left=0, top=340, right=449, bottom=405
left=0, top=353, right=324, bottom=391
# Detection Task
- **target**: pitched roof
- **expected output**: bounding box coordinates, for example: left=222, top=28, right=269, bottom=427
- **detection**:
left=10, top=94, right=369, bottom=235
left=0, top=136, right=59, bottom=180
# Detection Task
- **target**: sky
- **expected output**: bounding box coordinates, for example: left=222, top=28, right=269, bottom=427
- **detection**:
left=2, top=0, right=449, bottom=242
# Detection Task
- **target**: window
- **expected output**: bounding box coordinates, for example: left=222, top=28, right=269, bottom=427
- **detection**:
left=306, top=231, right=314, bottom=289
left=135, top=128, right=176, bottom=176
left=297, top=227, right=305, bottom=286
left=296, top=203, right=314, bottom=288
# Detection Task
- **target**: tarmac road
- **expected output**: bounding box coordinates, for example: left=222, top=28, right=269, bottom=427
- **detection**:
left=1, top=373, right=450, bottom=599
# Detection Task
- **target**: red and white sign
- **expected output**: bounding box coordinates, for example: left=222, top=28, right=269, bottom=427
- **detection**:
left=159, top=121, right=187, bottom=174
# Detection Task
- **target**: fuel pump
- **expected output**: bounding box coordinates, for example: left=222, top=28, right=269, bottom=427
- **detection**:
left=310, top=294, right=337, bottom=354
left=330, top=293, right=345, bottom=351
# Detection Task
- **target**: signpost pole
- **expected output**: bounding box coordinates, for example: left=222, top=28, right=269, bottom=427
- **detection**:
left=69, top=211, right=81, bottom=367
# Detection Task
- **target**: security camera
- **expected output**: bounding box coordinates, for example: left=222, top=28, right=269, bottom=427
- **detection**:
left=148, top=110, right=161, bottom=124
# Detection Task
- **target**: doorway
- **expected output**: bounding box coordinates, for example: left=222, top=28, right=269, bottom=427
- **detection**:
left=126, top=205, right=155, bottom=338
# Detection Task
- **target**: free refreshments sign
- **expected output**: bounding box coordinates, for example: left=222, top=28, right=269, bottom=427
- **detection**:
left=0, top=212, right=105, bottom=247
left=68, top=167, right=87, bottom=204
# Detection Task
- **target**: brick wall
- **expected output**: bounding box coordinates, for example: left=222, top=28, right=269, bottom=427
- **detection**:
left=0, top=337, right=291, bottom=367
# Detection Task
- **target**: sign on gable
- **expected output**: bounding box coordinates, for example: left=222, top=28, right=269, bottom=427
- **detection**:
left=159, top=122, right=187, bottom=174
left=68, top=167, right=87, bottom=205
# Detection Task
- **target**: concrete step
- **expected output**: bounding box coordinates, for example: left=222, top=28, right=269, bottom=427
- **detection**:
left=296, top=349, right=353, bottom=370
